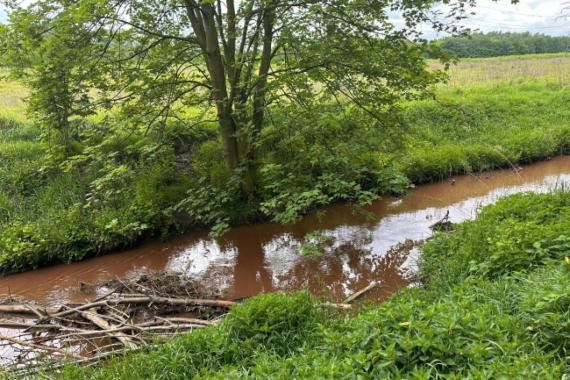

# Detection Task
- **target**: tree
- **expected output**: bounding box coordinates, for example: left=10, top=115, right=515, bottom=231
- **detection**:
left=1, top=2, right=105, bottom=157
left=438, top=31, right=570, bottom=58
left=1, top=0, right=516, bottom=191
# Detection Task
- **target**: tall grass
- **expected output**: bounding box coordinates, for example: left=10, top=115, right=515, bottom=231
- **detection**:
left=434, top=53, right=570, bottom=86
left=401, top=80, right=570, bottom=182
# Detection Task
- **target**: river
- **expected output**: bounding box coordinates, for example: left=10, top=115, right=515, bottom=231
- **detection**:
left=1, top=156, right=569, bottom=306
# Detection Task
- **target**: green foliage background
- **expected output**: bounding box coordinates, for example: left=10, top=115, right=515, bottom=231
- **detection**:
left=439, top=32, right=570, bottom=58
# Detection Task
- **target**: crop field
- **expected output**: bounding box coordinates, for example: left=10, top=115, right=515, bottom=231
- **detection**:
left=437, top=53, right=570, bottom=86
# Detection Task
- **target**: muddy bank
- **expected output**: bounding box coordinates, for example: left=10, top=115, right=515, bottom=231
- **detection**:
left=0, top=156, right=569, bottom=307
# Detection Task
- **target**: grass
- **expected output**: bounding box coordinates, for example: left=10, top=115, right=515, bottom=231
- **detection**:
left=401, top=80, right=570, bottom=182
left=0, top=116, right=191, bottom=273
left=53, top=191, right=570, bottom=379
left=0, top=72, right=28, bottom=123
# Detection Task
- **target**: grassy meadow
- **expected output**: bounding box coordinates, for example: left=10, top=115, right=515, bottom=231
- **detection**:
left=0, top=53, right=569, bottom=274
left=435, top=52, right=570, bottom=86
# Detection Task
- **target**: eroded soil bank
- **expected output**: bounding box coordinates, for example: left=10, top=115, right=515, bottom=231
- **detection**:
left=0, top=156, right=569, bottom=307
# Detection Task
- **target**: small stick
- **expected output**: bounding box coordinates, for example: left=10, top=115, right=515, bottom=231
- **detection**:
left=0, top=320, right=44, bottom=329
left=319, top=303, right=352, bottom=310
left=0, top=334, right=82, bottom=360
left=25, top=304, right=46, bottom=319
left=163, top=317, right=215, bottom=326
left=343, top=281, right=380, bottom=304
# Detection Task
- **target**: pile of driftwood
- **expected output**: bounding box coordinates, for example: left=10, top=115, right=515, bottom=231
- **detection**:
left=0, top=273, right=380, bottom=376
left=0, top=274, right=236, bottom=375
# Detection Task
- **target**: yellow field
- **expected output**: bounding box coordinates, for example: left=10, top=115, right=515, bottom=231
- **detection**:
left=0, top=73, right=28, bottom=121
left=438, top=53, right=570, bottom=86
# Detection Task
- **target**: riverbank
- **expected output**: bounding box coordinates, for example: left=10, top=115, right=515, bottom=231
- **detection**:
left=0, top=76, right=569, bottom=275
left=53, top=190, right=570, bottom=378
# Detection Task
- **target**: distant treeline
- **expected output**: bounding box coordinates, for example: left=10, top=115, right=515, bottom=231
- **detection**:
left=438, top=32, right=570, bottom=58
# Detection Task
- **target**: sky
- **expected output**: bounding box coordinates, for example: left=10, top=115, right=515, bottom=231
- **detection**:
left=0, top=1, right=568, bottom=39
left=425, top=0, right=570, bottom=38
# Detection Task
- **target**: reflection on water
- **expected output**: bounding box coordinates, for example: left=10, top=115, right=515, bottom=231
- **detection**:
left=0, top=156, right=569, bottom=305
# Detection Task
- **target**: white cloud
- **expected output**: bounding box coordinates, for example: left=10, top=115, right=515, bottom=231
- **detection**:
left=425, top=0, right=570, bottom=38
left=1, top=1, right=568, bottom=37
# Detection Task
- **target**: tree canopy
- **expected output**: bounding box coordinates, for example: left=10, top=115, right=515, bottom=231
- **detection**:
left=0, top=0, right=516, bottom=191
left=438, top=32, right=570, bottom=58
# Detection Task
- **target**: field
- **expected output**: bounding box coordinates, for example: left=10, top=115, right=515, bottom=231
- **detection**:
left=0, top=73, right=27, bottom=122
left=431, top=52, right=570, bottom=86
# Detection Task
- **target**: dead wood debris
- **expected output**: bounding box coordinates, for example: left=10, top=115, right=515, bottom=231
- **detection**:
left=0, top=273, right=235, bottom=376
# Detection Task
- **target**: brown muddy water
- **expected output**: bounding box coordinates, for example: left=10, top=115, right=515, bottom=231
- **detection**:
left=1, top=156, right=570, bottom=306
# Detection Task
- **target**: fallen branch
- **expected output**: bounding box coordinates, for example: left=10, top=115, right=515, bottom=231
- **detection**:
left=0, top=320, right=67, bottom=332
left=343, top=282, right=380, bottom=304
left=0, top=305, right=53, bottom=315
left=80, top=309, right=138, bottom=350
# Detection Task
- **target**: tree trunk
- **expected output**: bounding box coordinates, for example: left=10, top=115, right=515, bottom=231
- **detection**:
left=242, top=3, right=275, bottom=194
left=185, top=1, right=241, bottom=172
left=217, top=104, right=240, bottom=171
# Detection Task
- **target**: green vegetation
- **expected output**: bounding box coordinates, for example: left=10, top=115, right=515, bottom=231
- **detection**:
left=402, top=80, right=570, bottom=182
left=0, top=0, right=485, bottom=273
left=0, top=117, right=192, bottom=273
left=0, top=3, right=567, bottom=278
left=56, top=191, right=570, bottom=379
left=0, top=55, right=569, bottom=274
left=438, top=32, right=570, bottom=58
